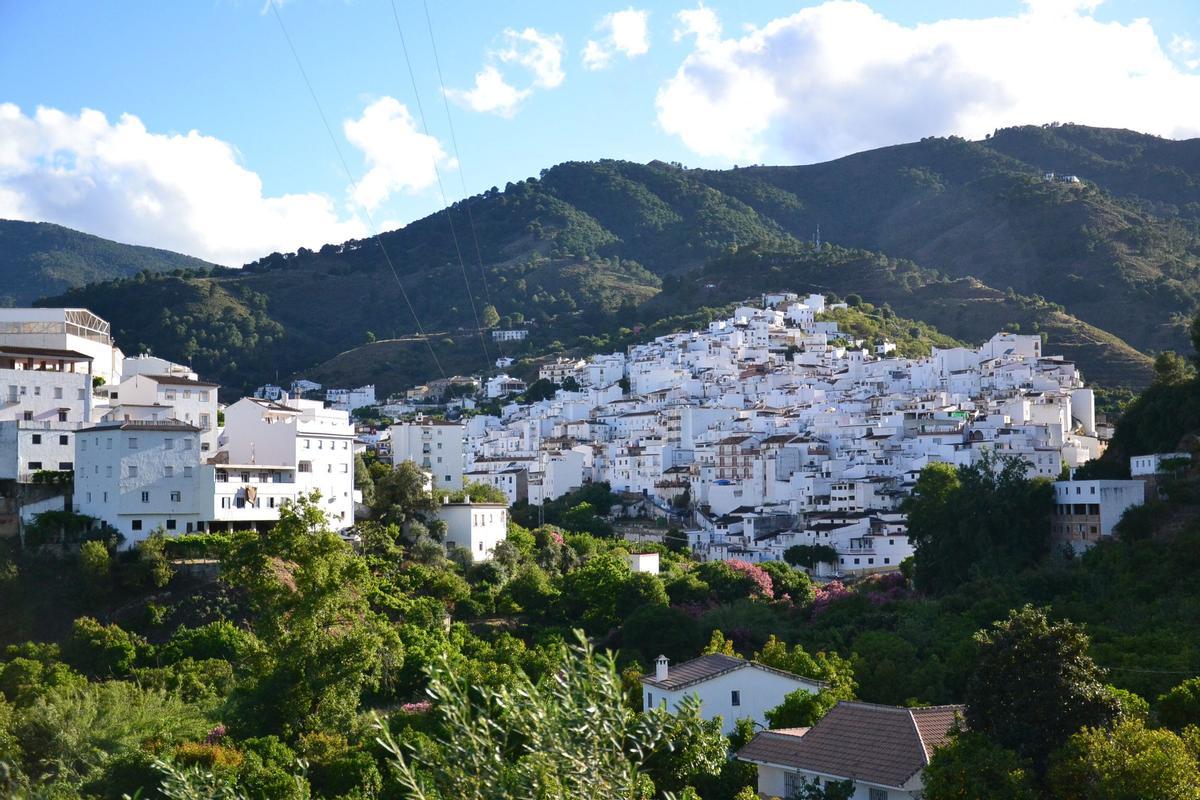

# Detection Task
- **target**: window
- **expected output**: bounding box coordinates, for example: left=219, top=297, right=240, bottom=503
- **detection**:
left=166, top=519, right=177, bottom=530
left=647, top=692, right=653, bottom=707
left=785, top=772, right=806, bottom=796
left=59, top=435, right=68, bottom=445
left=129, top=437, right=139, bottom=450
left=299, top=461, right=312, bottom=473
left=184, top=466, right=193, bottom=478
left=869, top=790, right=888, bottom=800
left=731, top=690, right=741, bottom=707
left=58, top=461, right=72, bottom=470
left=53, top=386, right=62, bottom=399
left=31, top=434, right=41, bottom=444
left=199, top=391, right=209, bottom=402
left=27, top=461, right=43, bottom=470
left=183, top=438, right=193, bottom=450
left=81, top=439, right=87, bottom=451
left=22, top=411, right=32, bottom=421
left=86, top=492, right=92, bottom=502
left=141, top=491, right=150, bottom=503
left=106, top=465, right=112, bottom=477
left=58, top=410, right=67, bottom=422
left=128, top=465, right=138, bottom=478
left=165, top=466, right=174, bottom=478
left=132, top=520, right=142, bottom=531
left=164, top=438, right=173, bottom=450
left=171, top=491, right=181, bottom=503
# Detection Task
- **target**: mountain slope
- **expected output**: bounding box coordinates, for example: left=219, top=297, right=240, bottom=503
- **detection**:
left=0, top=220, right=214, bottom=305
left=36, top=125, right=1196, bottom=393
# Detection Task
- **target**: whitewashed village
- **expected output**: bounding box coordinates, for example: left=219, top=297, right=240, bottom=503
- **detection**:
left=0, top=294, right=1189, bottom=799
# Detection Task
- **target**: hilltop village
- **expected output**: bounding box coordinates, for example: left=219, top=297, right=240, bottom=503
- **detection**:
left=2, top=292, right=1147, bottom=574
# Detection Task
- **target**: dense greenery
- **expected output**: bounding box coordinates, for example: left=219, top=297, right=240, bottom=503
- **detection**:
left=0, top=219, right=212, bottom=307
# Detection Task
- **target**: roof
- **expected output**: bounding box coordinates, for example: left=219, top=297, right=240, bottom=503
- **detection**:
left=0, top=345, right=93, bottom=361
left=737, top=701, right=964, bottom=789
left=641, top=653, right=824, bottom=692
left=82, top=419, right=201, bottom=433
left=145, top=374, right=220, bottom=388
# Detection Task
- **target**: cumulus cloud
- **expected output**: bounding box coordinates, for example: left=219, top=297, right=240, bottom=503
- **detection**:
left=449, top=27, right=564, bottom=115
left=343, top=97, right=454, bottom=210
left=583, top=8, right=650, bottom=70
left=0, top=103, right=369, bottom=266
left=657, top=0, right=1200, bottom=163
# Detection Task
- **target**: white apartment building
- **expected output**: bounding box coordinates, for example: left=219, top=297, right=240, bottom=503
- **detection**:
left=117, top=373, right=219, bottom=452
left=0, top=308, right=124, bottom=384
left=1051, top=479, right=1145, bottom=552
left=326, top=384, right=376, bottom=412
left=222, top=397, right=356, bottom=530
left=0, top=347, right=95, bottom=481
left=1130, top=452, right=1191, bottom=476
left=74, top=420, right=204, bottom=542
left=492, top=329, right=528, bottom=342
left=435, top=498, right=508, bottom=562
left=390, top=418, right=466, bottom=489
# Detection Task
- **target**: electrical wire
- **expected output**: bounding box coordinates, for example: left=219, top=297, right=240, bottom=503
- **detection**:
left=268, top=0, right=445, bottom=378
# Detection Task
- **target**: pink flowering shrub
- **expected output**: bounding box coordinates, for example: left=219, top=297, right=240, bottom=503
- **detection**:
left=203, top=724, right=227, bottom=744
left=400, top=701, right=432, bottom=714
left=726, top=560, right=774, bottom=599
left=810, top=581, right=852, bottom=617
left=860, top=571, right=909, bottom=606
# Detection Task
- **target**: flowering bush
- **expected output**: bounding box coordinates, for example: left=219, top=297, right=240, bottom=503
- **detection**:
left=726, top=560, right=774, bottom=599
left=811, top=581, right=852, bottom=617
left=860, top=572, right=908, bottom=606
left=400, top=701, right=432, bottom=714
left=203, top=723, right=227, bottom=744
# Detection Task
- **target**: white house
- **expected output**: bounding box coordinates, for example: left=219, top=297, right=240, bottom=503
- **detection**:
left=117, top=373, right=219, bottom=452
left=390, top=418, right=466, bottom=489
left=1051, top=479, right=1145, bottom=552
left=628, top=551, right=660, bottom=575
left=326, top=385, right=376, bottom=412
left=641, top=653, right=823, bottom=735
left=0, top=308, right=124, bottom=384
left=434, top=498, right=508, bottom=562
left=492, top=329, right=528, bottom=342
left=74, top=419, right=204, bottom=543
left=0, top=346, right=95, bottom=481
left=486, top=374, right=527, bottom=399
left=737, top=701, right=963, bottom=800
left=1130, top=452, right=1191, bottom=477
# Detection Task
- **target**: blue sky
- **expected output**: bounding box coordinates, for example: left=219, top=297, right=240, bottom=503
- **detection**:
left=2, top=0, right=1200, bottom=265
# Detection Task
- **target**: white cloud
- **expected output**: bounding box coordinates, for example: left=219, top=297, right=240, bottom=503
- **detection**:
left=447, top=65, right=532, bottom=117
left=0, top=103, right=370, bottom=266
left=1170, top=33, right=1200, bottom=70
left=657, top=0, right=1200, bottom=163
left=583, top=8, right=650, bottom=70
left=449, top=27, right=564, bottom=115
left=343, top=97, right=454, bottom=210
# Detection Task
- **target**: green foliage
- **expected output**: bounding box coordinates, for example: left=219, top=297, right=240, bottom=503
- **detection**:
left=783, top=544, right=838, bottom=570
left=1153, top=351, right=1196, bottom=386
left=379, top=632, right=719, bottom=799
left=79, top=540, right=112, bottom=597
left=921, top=732, right=1037, bottom=800
left=1158, top=677, right=1200, bottom=732
left=222, top=495, right=401, bottom=736
left=905, top=454, right=1053, bottom=594
left=1047, top=719, right=1200, bottom=800
left=134, top=533, right=175, bottom=590
left=370, top=461, right=436, bottom=527
left=61, top=618, right=139, bottom=680
left=965, top=606, right=1119, bottom=772
left=439, top=480, right=508, bottom=505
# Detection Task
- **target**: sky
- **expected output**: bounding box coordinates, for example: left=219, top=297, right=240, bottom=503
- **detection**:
left=2, top=0, right=1200, bottom=267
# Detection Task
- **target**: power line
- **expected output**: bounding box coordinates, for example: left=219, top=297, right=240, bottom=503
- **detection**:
left=389, top=0, right=492, bottom=373
left=421, top=0, right=494, bottom=310
left=267, top=0, right=445, bottom=379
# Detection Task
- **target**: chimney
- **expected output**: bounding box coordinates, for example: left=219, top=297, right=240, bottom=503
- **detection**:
left=655, top=655, right=669, bottom=681
left=465, top=494, right=471, bottom=504
left=442, top=495, right=449, bottom=504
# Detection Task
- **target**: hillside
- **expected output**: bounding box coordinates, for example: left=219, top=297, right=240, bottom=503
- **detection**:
left=0, top=219, right=213, bottom=306
left=37, top=124, right=1196, bottom=394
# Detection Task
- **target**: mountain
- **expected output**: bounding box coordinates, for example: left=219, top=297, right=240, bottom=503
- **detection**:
left=0, top=220, right=214, bottom=306
left=39, top=124, right=1193, bottom=395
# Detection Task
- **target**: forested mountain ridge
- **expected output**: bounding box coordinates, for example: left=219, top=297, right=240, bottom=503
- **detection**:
left=0, top=220, right=213, bottom=306
left=37, top=124, right=1195, bottom=394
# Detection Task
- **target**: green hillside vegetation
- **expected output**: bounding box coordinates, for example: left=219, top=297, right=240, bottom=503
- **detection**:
left=36, top=124, right=1199, bottom=393
left=0, top=220, right=212, bottom=306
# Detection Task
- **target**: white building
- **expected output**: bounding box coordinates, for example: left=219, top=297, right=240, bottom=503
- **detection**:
left=492, top=329, right=528, bottom=342
left=0, top=346, right=95, bottom=481
left=642, top=653, right=823, bottom=735
left=390, top=418, right=466, bottom=489
left=486, top=374, right=527, bottom=399
left=628, top=552, right=660, bottom=575
left=737, top=702, right=962, bottom=800
left=1051, top=479, right=1145, bottom=552
left=434, top=498, right=508, bottom=562
left=326, top=385, right=376, bottom=412
left=1130, top=452, right=1191, bottom=476
left=0, top=308, right=124, bottom=384
left=74, top=419, right=204, bottom=542
left=116, top=373, right=219, bottom=453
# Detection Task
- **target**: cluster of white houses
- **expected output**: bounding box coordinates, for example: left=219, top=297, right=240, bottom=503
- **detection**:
left=381, top=292, right=1172, bottom=572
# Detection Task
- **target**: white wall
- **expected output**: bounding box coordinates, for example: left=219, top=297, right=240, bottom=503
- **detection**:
left=647, top=665, right=819, bottom=735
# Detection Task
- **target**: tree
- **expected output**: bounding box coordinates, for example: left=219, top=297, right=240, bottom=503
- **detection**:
left=921, top=732, right=1037, bottom=800
left=480, top=304, right=500, bottom=329
left=371, top=460, right=435, bottom=527
left=135, top=532, right=174, bottom=589
left=758, top=637, right=856, bottom=728
left=905, top=454, right=1053, bottom=594
left=78, top=540, right=111, bottom=598
left=1153, top=351, right=1195, bottom=386
left=222, top=494, right=401, bottom=736
left=1157, top=677, right=1200, bottom=731
left=379, top=632, right=717, bottom=800
left=783, top=544, right=838, bottom=570
left=965, top=606, right=1119, bottom=772
left=1047, top=719, right=1200, bottom=800
left=524, top=378, right=557, bottom=403
left=560, top=376, right=580, bottom=391
left=353, top=453, right=375, bottom=508
left=61, top=617, right=139, bottom=679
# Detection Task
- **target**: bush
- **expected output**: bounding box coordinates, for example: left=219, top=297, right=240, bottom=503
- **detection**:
left=61, top=618, right=139, bottom=679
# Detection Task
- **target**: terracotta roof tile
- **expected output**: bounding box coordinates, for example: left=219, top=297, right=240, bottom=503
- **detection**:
left=737, top=701, right=964, bottom=789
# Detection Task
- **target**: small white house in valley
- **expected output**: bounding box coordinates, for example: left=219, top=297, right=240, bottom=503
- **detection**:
left=434, top=498, right=508, bottom=563
left=737, top=701, right=963, bottom=800
left=628, top=552, right=660, bottom=575
left=641, top=653, right=823, bottom=735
